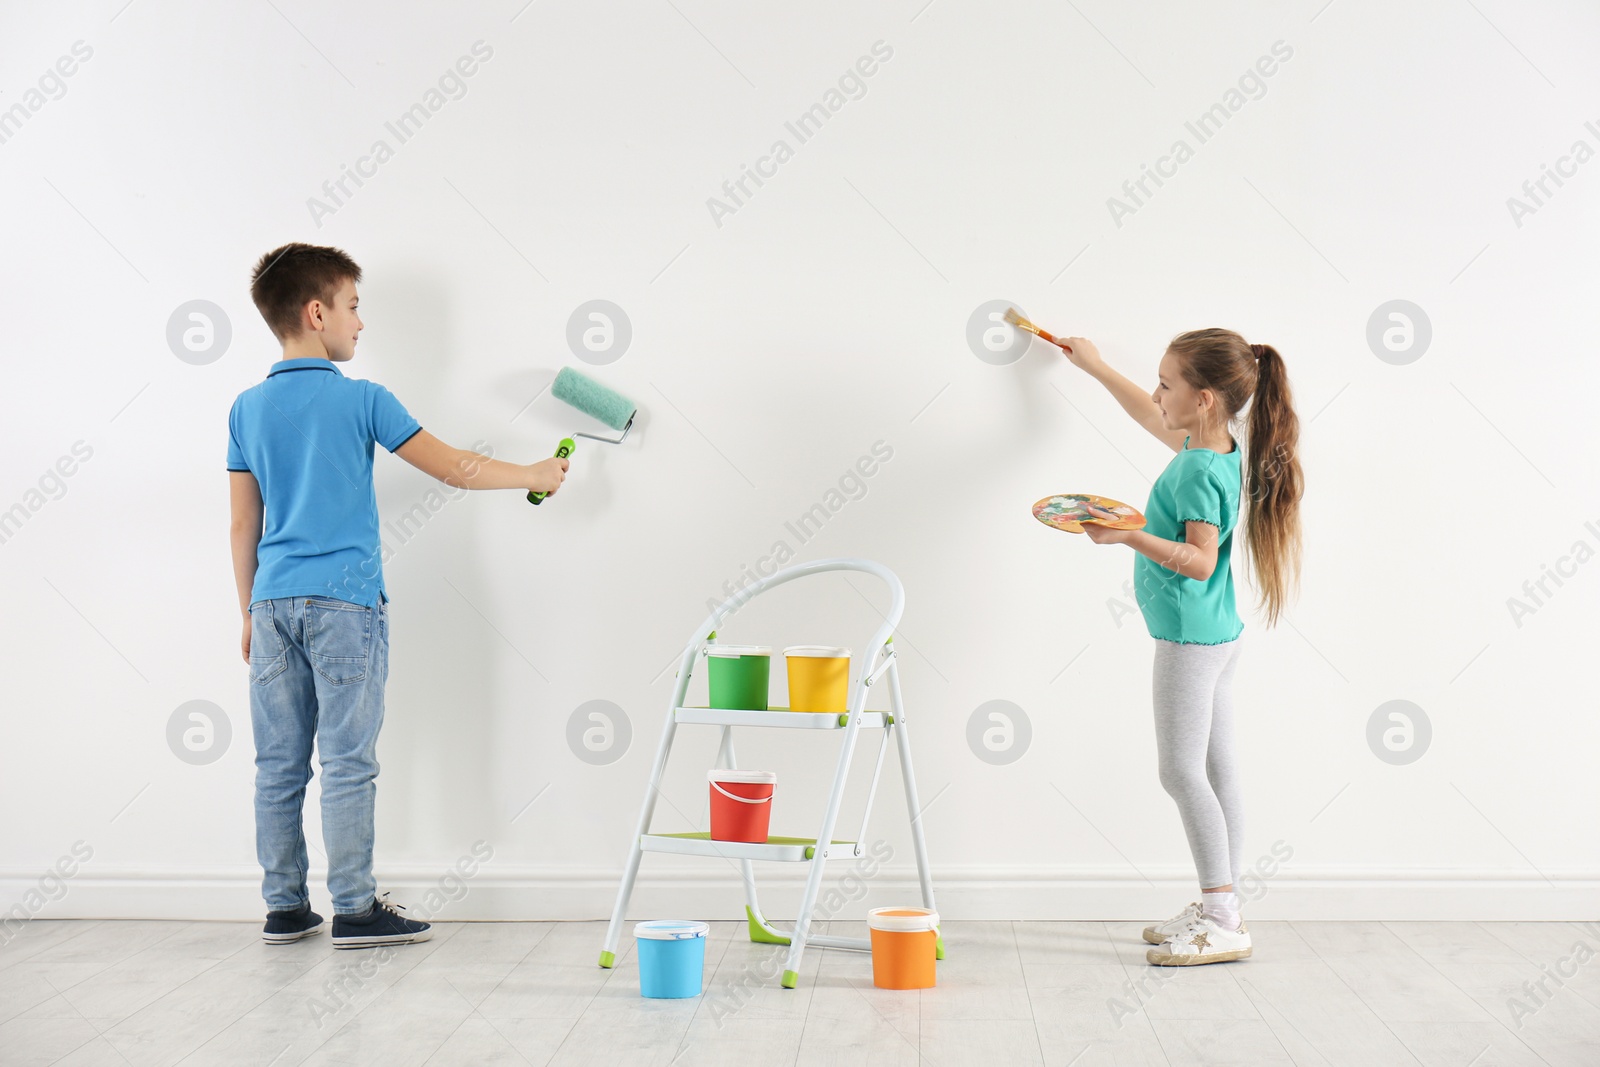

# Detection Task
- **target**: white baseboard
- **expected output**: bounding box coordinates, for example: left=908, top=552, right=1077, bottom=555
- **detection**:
left=5, top=864, right=1599, bottom=923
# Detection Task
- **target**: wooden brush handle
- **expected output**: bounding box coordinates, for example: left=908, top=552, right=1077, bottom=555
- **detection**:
left=1035, top=326, right=1070, bottom=350
left=1009, top=310, right=1072, bottom=352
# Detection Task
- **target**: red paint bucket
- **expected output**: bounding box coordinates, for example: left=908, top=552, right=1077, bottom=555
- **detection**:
left=707, top=770, right=776, bottom=843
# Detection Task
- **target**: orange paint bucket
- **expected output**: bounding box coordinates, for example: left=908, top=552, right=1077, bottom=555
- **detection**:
left=867, top=907, right=939, bottom=989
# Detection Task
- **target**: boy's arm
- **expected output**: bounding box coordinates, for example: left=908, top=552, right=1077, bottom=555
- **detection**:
left=230, top=471, right=263, bottom=661
left=396, top=430, right=566, bottom=493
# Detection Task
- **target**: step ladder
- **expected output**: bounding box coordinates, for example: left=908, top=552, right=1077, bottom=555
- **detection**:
left=598, top=558, right=940, bottom=989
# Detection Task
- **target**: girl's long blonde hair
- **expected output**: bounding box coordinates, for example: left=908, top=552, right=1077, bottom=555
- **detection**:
left=1168, top=328, right=1304, bottom=627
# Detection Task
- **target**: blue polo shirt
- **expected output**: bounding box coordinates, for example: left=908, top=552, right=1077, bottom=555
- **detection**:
left=227, top=358, right=421, bottom=608
left=1133, top=434, right=1245, bottom=645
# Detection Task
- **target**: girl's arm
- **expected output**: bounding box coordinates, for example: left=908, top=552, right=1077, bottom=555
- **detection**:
left=1120, top=521, right=1220, bottom=581
left=1056, top=337, right=1189, bottom=453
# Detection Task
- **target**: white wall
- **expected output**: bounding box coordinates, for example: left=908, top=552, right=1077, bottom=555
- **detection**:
left=2, top=0, right=1597, bottom=924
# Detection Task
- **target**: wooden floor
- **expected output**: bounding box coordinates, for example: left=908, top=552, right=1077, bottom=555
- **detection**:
left=1, top=919, right=1596, bottom=1065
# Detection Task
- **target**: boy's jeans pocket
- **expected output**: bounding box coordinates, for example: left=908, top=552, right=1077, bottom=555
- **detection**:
left=305, top=597, right=372, bottom=685
left=248, top=601, right=287, bottom=686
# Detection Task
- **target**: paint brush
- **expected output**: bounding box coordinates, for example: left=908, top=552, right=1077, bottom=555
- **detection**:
left=1003, top=308, right=1072, bottom=351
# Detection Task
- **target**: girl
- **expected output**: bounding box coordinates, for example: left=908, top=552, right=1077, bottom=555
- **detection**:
left=1058, top=328, right=1304, bottom=966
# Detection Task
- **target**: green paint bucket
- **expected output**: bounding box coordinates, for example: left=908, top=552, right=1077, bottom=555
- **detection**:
left=706, top=645, right=771, bottom=710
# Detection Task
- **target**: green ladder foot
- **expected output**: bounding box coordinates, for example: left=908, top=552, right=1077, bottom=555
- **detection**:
left=935, top=934, right=946, bottom=961
left=746, top=906, right=791, bottom=945
left=781, top=969, right=799, bottom=989
left=598, top=950, right=615, bottom=969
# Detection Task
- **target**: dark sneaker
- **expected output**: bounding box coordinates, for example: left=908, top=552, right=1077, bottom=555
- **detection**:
left=331, top=893, right=432, bottom=949
left=262, top=902, right=325, bottom=944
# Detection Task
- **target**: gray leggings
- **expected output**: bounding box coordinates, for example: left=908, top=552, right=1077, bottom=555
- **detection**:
left=1153, top=638, right=1244, bottom=890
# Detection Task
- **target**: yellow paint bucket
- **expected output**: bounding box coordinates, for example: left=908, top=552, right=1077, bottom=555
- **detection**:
left=784, top=645, right=851, bottom=713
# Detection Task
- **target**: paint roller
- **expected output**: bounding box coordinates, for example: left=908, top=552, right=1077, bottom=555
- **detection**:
left=527, top=367, right=638, bottom=505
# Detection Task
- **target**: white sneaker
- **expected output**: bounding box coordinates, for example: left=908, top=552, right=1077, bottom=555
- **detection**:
left=1146, top=914, right=1252, bottom=966
left=1142, top=901, right=1201, bottom=945
left=1142, top=902, right=1248, bottom=945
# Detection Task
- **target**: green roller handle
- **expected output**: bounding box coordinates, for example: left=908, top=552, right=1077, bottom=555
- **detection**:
left=527, top=438, right=575, bottom=505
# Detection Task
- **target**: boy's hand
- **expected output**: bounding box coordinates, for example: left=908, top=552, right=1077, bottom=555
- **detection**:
left=241, top=616, right=252, bottom=663
left=529, top=456, right=570, bottom=494
left=1057, top=336, right=1103, bottom=371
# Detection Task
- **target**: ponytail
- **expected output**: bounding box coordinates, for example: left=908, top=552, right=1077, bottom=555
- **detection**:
left=1168, top=329, right=1305, bottom=627
left=1242, top=343, right=1303, bottom=626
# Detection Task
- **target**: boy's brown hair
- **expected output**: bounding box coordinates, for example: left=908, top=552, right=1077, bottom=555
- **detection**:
left=249, top=242, right=362, bottom=341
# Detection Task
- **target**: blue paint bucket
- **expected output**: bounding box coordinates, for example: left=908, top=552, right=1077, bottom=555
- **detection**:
left=633, top=920, right=709, bottom=998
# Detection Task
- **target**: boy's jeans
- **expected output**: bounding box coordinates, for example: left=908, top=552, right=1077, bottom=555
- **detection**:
left=248, top=594, right=388, bottom=915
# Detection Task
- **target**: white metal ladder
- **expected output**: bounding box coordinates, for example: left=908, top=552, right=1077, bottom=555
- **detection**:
left=597, top=558, right=940, bottom=988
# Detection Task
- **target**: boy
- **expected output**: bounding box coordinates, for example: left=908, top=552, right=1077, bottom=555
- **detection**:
left=227, top=243, right=568, bottom=947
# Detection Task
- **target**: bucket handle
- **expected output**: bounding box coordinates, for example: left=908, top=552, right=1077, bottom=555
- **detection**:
left=710, top=780, right=773, bottom=805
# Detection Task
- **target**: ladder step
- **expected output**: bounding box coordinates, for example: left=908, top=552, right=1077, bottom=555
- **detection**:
left=674, top=707, right=892, bottom=729
left=798, top=933, right=871, bottom=953
left=641, top=832, right=860, bottom=862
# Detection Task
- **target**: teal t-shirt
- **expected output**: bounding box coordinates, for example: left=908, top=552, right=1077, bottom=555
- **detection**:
left=1133, top=434, right=1244, bottom=645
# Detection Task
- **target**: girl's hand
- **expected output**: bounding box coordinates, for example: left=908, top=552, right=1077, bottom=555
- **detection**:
left=241, top=616, right=252, bottom=663
left=1057, top=336, right=1103, bottom=371
left=1082, top=522, right=1133, bottom=545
